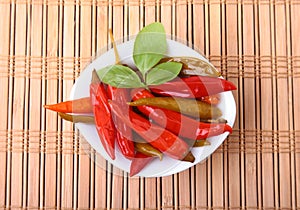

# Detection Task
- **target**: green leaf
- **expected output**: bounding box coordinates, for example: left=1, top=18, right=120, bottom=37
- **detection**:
left=97, top=65, right=145, bottom=88
left=133, top=22, right=167, bottom=77
left=146, top=62, right=183, bottom=85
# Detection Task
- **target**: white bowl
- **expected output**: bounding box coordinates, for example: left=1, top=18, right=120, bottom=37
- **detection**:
left=70, top=39, right=236, bottom=177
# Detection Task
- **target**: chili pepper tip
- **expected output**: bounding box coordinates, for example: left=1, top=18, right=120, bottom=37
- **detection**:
left=225, top=124, right=233, bottom=134
left=91, top=69, right=101, bottom=84
left=182, top=151, right=195, bottom=163
left=43, top=104, right=53, bottom=109
left=43, top=104, right=56, bottom=112
left=129, top=153, right=155, bottom=176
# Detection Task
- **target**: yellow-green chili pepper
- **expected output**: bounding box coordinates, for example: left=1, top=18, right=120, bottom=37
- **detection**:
left=128, top=97, right=222, bottom=120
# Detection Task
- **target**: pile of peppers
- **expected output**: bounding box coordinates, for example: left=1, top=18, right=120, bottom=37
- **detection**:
left=44, top=57, right=236, bottom=176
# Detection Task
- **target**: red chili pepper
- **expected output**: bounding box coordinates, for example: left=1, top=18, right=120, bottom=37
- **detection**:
left=107, top=86, right=135, bottom=159
left=44, top=97, right=93, bottom=113
left=149, top=75, right=237, bottom=98
left=130, top=152, right=155, bottom=177
left=109, top=101, right=191, bottom=160
left=90, top=70, right=115, bottom=160
left=131, top=89, right=232, bottom=140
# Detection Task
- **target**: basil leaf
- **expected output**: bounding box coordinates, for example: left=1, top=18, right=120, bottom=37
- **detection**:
left=146, top=62, right=183, bottom=85
left=133, top=22, right=167, bottom=77
left=97, top=65, right=145, bottom=88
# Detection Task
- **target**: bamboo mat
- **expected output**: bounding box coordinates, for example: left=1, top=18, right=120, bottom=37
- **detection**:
left=0, top=0, right=299, bottom=209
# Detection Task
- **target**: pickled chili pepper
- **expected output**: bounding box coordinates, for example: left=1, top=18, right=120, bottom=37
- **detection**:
left=159, top=56, right=221, bottom=77
left=44, top=97, right=93, bottom=113
left=130, top=149, right=195, bottom=177
left=200, top=94, right=221, bottom=105
left=149, top=75, right=237, bottom=98
left=192, top=140, right=211, bottom=147
left=183, top=152, right=195, bottom=163
left=201, top=118, right=228, bottom=124
left=58, top=112, right=95, bottom=124
left=90, top=70, right=115, bottom=160
left=128, top=96, right=222, bottom=119
left=109, top=100, right=192, bottom=160
left=131, top=89, right=232, bottom=140
left=135, top=141, right=195, bottom=163
left=135, top=142, right=163, bottom=160
left=107, top=86, right=135, bottom=159
left=130, top=152, right=155, bottom=176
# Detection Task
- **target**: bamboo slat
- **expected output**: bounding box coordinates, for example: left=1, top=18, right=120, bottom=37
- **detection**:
left=275, top=3, right=292, bottom=208
left=291, top=4, right=300, bottom=208
left=23, top=2, right=31, bottom=207
left=209, top=3, right=224, bottom=209
left=290, top=6, right=300, bottom=208
left=0, top=2, right=10, bottom=208
left=58, top=3, right=65, bottom=208
left=111, top=166, right=123, bottom=209
left=259, top=3, right=276, bottom=208
left=192, top=3, right=208, bottom=210
left=5, top=3, right=14, bottom=206
left=10, top=3, right=27, bottom=208
left=285, top=3, right=296, bottom=208
left=226, top=3, right=241, bottom=209
left=61, top=3, right=75, bottom=208
left=144, top=0, right=156, bottom=25
left=94, top=3, right=109, bottom=210
left=44, top=2, right=59, bottom=207
left=27, top=3, right=43, bottom=207
left=0, top=0, right=300, bottom=209
left=242, top=3, right=258, bottom=209
left=78, top=4, right=92, bottom=209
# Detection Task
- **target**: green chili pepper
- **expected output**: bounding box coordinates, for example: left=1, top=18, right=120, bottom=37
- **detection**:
left=135, top=142, right=195, bottom=163
left=58, top=112, right=95, bottom=123
left=200, top=118, right=228, bottom=124
left=128, top=97, right=222, bottom=120
left=135, top=142, right=163, bottom=161
left=193, top=140, right=211, bottom=147
left=182, top=152, right=195, bottom=163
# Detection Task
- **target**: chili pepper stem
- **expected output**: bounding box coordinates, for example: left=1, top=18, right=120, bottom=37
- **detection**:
left=109, top=29, right=120, bottom=64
